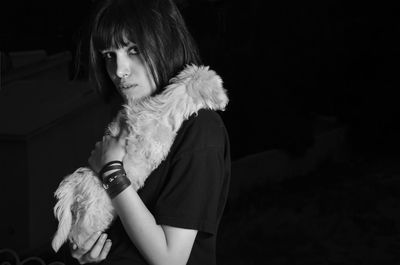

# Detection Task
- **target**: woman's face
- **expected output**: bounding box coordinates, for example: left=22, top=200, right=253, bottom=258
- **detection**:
left=101, top=40, right=156, bottom=102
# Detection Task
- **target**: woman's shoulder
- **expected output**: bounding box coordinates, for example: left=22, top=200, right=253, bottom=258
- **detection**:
left=171, top=109, right=228, bottom=157
left=186, top=108, right=225, bottom=128
left=182, top=108, right=227, bottom=139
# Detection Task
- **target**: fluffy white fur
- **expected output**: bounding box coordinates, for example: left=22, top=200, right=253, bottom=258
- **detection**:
left=52, top=65, right=228, bottom=252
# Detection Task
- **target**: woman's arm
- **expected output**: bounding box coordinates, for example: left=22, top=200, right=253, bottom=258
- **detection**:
left=89, top=133, right=197, bottom=265
left=112, top=186, right=197, bottom=265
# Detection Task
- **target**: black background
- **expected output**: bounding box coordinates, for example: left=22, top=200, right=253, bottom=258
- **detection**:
left=2, top=0, right=400, bottom=159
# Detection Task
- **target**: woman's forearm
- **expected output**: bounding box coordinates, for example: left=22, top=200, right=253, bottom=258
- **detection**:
left=111, top=186, right=196, bottom=265
left=112, top=186, right=168, bottom=264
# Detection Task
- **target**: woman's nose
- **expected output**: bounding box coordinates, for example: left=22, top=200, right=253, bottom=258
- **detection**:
left=116, top=57, right=130, bottom=79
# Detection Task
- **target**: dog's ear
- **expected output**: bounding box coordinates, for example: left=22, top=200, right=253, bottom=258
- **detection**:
left=52, top=176, right=75, bottom=252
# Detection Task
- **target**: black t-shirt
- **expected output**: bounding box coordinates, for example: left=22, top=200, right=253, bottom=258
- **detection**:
left=100, top=109, right=231, bottom=265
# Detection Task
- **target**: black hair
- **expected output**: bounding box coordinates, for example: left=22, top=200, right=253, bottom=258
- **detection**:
left=87, top=0, right=201, bottom=100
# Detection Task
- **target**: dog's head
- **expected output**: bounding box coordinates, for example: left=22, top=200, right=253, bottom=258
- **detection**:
left=52, top=167, right=115, bottom=252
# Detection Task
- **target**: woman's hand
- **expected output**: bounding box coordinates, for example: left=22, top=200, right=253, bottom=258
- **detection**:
left=88, top=129, right=128, bottom=174
left=71, top=232, right=112, bottom=264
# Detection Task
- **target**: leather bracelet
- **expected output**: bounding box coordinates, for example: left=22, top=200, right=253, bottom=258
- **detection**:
left=102, top=169, right=126, bottom=187
left=99, top=160, right=123, bottom=177
left=106, top=173, right=131, bottom=199
left=100, top=165, right=124, bottom=181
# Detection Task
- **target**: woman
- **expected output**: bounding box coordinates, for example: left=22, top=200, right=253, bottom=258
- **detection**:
left=68, top=0, right=230, bottom=264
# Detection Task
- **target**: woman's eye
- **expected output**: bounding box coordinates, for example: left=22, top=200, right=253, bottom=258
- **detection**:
left=102, top=52, right=113, bottom=60
left=128, top=46, right=139, bottom=55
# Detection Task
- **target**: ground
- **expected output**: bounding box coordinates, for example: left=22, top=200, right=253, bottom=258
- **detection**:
left=217, top=152, right=400, bottom=265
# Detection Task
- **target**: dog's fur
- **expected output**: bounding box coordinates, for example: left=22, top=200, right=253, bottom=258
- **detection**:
left=52, top=65, right=228, bottom=252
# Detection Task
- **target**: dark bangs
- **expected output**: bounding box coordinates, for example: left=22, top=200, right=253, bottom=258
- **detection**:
left=91, top=1, right=141, bottom=52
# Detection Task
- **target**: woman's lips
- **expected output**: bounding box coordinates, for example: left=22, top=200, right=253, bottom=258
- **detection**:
left=120, top=84, right=137, bottom=90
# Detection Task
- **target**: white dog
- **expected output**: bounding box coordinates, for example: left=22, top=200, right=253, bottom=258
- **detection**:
left=52, top=65, right=228, bottom=252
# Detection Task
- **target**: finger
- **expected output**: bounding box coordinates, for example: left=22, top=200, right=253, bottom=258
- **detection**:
left=103, top=134, right=113, bottom=142
left=70, top=242, right=83, bottom=259
left=88, top=233, right=108, bottom=259
left=103, top=134, right=113, bottom=140
left=81, top=231, right=102, bottom=253
left=71, top=249, right=81, bottom=260
left=98, top=239, right=112, bottom=260
left=118, top=127, right=129, bottom=140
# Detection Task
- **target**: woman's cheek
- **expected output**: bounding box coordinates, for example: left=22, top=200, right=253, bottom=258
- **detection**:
left=106, top=61, right=117, bottom=81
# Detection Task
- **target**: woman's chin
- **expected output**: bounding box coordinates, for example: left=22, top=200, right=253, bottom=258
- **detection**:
left=124, top=94, right=147, bottom=104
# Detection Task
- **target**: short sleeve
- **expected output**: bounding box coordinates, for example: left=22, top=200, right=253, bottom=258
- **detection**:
left=152, top=111, right=229, bottom=235
left=154, top=147, right=226, bottom=235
